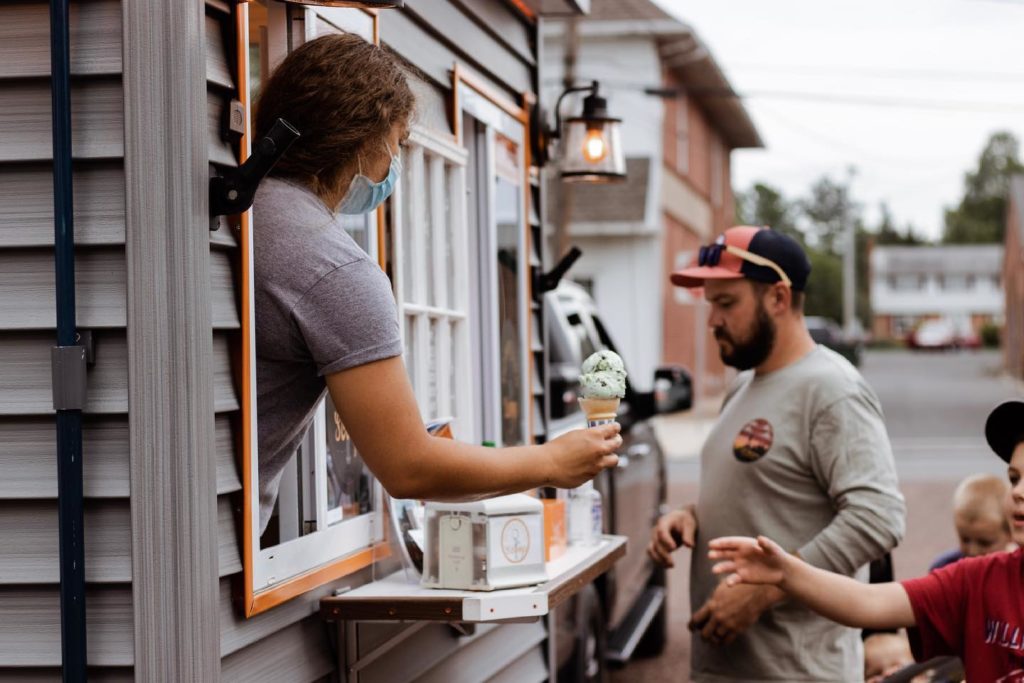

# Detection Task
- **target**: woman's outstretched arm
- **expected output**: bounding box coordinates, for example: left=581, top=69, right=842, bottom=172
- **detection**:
left=326, top=356, right=622, bottom=501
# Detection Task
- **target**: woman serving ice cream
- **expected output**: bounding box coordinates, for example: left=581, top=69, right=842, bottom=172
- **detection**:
left=252, top=35, right=621, bottom=533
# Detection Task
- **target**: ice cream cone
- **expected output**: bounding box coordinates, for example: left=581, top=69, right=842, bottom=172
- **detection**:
left=579, top=397, right=621, bottom=427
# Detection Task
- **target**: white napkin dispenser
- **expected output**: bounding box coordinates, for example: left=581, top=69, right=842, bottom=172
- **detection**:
left=421, top=494, right=548, bottom=591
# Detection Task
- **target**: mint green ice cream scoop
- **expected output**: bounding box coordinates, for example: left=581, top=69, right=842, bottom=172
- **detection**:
left=580, top=350, right=627, bottom=399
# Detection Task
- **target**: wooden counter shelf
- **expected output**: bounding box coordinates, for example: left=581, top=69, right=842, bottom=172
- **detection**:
left=321, top=535, right=627, bottom=624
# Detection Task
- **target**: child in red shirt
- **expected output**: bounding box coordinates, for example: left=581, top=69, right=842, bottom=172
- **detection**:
left=708, top=400, right=1024, bottom=682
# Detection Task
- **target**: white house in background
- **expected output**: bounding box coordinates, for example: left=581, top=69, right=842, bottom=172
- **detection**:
left=542, top=0, right=761, bottom=398
left=870, top=245, right=1004, bottom=340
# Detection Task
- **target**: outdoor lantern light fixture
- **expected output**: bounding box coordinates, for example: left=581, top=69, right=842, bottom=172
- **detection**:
left=552, top=80, right=626, bottom=183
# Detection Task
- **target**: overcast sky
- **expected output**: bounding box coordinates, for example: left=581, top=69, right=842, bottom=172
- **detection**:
left=652, top=0, right=1024, bottom=240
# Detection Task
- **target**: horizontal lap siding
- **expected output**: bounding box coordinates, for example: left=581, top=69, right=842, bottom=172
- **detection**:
left=0, top=587, right=133, bottom=667
left=0, top=497, right=241, bottom=584
left=0, top=163, right=126, bottom=248
left=0, top=331, right=239, bottom=415
left=354, top=621, right=547, bottom=683
left=0, top=415, right=239, bottom=499
left=0, top=1, right=139, bottom=675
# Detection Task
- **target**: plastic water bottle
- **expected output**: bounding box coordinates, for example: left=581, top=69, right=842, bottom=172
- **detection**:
left=568, top=481, right=602, bottom=546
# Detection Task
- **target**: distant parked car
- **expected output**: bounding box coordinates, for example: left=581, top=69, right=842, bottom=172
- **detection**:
left=907, top=318, right=980, bottom=350
left=805, top=316, right=863, bottom=366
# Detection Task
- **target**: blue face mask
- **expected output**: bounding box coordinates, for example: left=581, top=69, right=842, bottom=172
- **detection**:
left=338, top=142, right=402, bottom=215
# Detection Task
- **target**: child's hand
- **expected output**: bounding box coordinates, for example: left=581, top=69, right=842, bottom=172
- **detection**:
left=708, top=536, right=789, bottom=587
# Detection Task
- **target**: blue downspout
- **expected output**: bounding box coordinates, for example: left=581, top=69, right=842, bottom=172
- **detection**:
left=49, top=0, right=87, bottom=680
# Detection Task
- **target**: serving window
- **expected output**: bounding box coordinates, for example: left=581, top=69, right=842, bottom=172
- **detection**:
left=238, top=3, right=389, bottom=617
left=235, top=3, right=536, bottom=616
left=455, top=67, right=534, bottom=447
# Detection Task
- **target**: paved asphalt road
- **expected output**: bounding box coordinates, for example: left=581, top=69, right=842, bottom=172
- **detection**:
left=611, top=349, right=1023, bottom=683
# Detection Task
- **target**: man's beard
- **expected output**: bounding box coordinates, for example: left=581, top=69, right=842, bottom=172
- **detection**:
left=714, top=302, right=776, bottom=371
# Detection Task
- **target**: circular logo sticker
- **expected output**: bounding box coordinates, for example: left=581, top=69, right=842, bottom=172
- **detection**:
left=500, top=518, right=531, bottom=564
left=733, top=418, right=774, bottom=462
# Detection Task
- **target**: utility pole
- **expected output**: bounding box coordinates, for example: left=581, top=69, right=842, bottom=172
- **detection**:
left=843, top=211, right=856, bottom=337
left=842, top=167, right=857, bottom=338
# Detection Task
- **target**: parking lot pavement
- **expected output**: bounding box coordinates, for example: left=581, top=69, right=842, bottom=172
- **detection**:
left=652, top=398, right=722, bottom=461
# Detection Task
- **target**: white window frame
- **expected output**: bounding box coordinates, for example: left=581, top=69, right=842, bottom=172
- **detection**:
left=391, top=125, right=476, bottom=439
left=458, top=81, right=531, bottom=447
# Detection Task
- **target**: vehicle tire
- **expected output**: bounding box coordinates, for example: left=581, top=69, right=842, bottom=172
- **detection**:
left=561, top=584, right=608, bottom=683
left=633, top=566, right=668, bottom=658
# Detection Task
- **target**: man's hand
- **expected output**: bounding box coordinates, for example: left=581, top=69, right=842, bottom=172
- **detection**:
left=544, top=424, right=621, bottom=488
left=688, top=580, right=785, bottom=646
left=646, top=505, right=697, bottom=569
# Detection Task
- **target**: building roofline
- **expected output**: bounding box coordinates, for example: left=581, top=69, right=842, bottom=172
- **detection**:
left=545, top=17, right=763, bottom=149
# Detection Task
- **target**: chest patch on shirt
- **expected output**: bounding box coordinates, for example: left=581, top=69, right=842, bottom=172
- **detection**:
left=733, top=418, right=774, bottom=462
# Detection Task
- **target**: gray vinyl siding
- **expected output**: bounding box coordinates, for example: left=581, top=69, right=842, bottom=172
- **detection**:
left=345, top=620, right=548, bottom=683
left=0, top=0, right=134, bottom=678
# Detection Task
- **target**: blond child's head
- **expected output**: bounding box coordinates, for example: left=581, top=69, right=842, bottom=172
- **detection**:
left=952, top=473, right=1011, bottom=558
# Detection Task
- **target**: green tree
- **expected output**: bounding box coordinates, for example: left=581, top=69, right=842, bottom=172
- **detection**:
left=737, top=182, right=805, bottom=244
left=874, top=202, right=926, bottom=246
left=800, top=169, right=861, bottom=255
left=803, top=249, right=843, bottom=323
left=943, top=131, right=1024, bottom=244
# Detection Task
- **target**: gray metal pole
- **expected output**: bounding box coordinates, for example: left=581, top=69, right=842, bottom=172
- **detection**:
left=843, top=215, right=856, bottom=336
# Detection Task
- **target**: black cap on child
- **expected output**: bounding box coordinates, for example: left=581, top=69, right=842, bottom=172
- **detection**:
left=984, top=401, right=1024, bottom=463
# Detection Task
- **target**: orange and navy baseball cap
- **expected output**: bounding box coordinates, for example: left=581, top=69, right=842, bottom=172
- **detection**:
left=671, top=226, right=811, bottom=291
left=985, top=401, right=1024, bottom=463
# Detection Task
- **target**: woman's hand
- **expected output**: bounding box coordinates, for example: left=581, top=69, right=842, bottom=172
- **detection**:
left=647, top=505, right=698, bottom=568
left=708, top=536, right=791, bottom=587
left=543, top=424, right=622, bottom=488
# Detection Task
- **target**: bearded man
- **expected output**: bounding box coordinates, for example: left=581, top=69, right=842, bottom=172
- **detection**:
left=647, top=226, right=906, bottom=683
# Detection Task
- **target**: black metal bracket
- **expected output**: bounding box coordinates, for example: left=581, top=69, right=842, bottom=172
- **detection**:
left=75, top=330, right=95, bottom=365
left=533, top=246, right=582, bottom=300
left=209, top=117, right=300, bottom=219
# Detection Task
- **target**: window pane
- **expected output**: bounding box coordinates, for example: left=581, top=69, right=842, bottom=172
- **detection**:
left=401, top=148, right=417, bottom=303
left=424, top=157, right=435, bottom=307
left=247, top=1, right=270, bottom=100
left=340, top=212, right=371, bottom=255
left=446, top=163, right=457, bottom=309
left=495, top=134, right=524, bottom=445
left=322, top=395, right=376, bottom=527
left=449, top=319, right=459, bottom=419
left=404, top=314, right=416, bottom=386
left=428, top=317, right=439, bottom=418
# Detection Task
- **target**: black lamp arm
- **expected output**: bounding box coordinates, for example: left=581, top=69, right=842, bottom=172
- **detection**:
left=552, top=80, right=599, bottom=140
left=210, top=118, right=300, bottom=217
left=534, top=246, right=583, bottom=299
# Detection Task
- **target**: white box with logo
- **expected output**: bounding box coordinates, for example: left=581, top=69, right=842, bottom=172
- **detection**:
left=421, top=494, right=548, bottom=591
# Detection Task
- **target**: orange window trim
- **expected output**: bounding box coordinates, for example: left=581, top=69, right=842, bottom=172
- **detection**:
left=504, top=0, right=536, bottom=22
left=248, top=543, right=391, bottom=616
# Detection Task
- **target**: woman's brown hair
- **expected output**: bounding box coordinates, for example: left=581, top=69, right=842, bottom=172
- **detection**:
left=254, top=34, right=414, bottom=198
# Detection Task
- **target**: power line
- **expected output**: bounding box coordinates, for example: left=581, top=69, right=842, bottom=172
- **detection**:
left=548, top=76, right=1024, bottom=113
left=646, top=84, right=1024, bottom=113
left=725, top=63, right=1024, bottom=84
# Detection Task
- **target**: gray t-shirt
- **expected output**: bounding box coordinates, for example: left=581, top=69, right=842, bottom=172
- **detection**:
left=690, top=346, right=905, bottom=683
left=253, top=178, right=402, bottom=533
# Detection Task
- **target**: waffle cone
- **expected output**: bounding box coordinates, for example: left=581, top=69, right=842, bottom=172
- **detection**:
left=578, top=397, right=621, bottom=421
